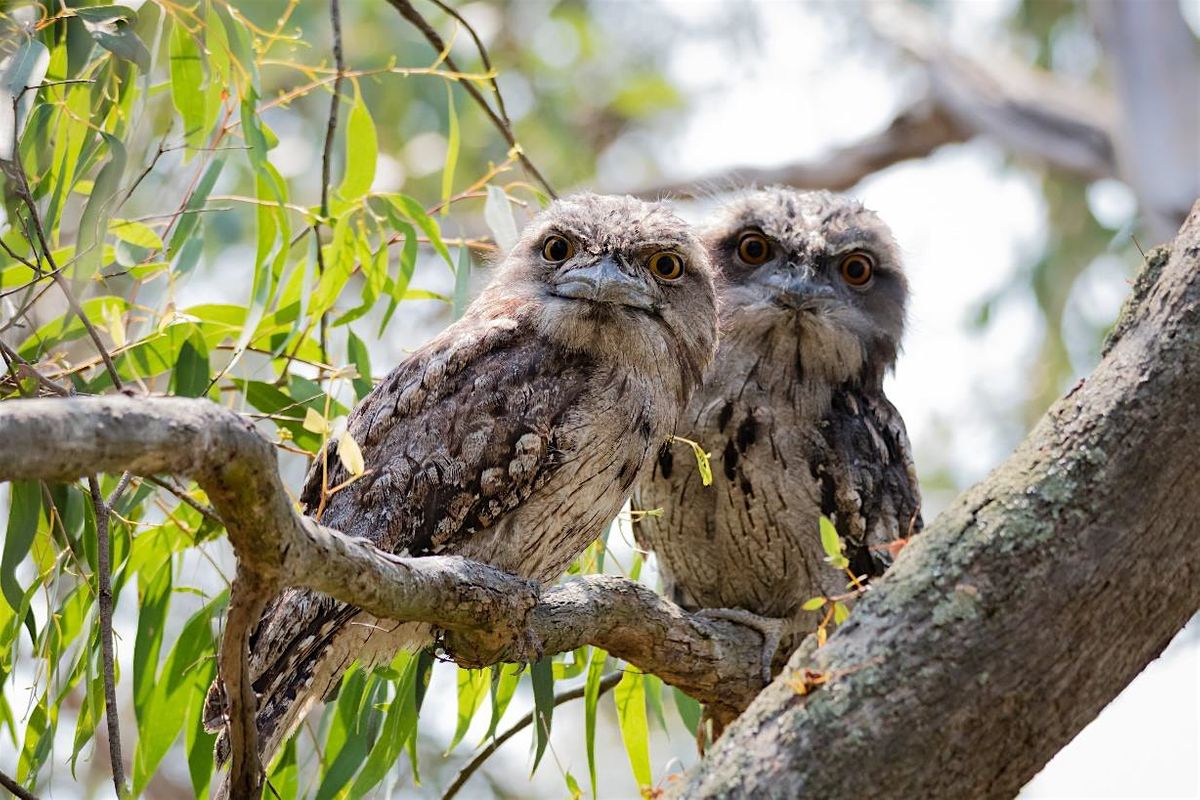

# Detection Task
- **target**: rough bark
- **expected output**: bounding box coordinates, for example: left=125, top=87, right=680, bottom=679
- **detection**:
left=668, top=205, right=1200, bottom=798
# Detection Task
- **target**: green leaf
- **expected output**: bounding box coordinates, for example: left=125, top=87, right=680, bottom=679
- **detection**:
left=484, top=185, right=519, bottom=252
left=447, top=666, right=489, bottom=753
left=349, top=652, right=421, bottom=796
left=645, top=673, right=667, bottom=732
left=614, top=669, right=652, bottom=788
left=131, top=560, right=171, bottom=721
left=453, top=244, right=471, bottom=320
left=132, top=592, right=227, bottom=794
left=172, top=327, right=210, bottom=397
left=801, top=596, right=828, bottom=611
left=820, top=515, right=849, bottom=566
left=109, top=218, right=164, bottom=251
left=0, top=37, right=50, bottom=160
left=169, top=21, right=207, bottom=150
left=833, top=600, right=851, bottom=625
left=0, top=482, right=40, bottom=618
left=530, top=657, right=554, bottom=774
left=167, top=156, right=225, bottom=260
left=346, top=331, right=373, bottom=400
left=78, top=6, right=151, bottom=72
left=584, top=649, right=608, bottom=797
left=483, top=664, right=522, bottom=742
left=75, top=133, right=128, bottom=280
left=337, top=84, right=377, bottom=203
left=672, top=686, right=701, bottom=737
left=385, top=194, right=453, bottom=268
left=440, top=83, right=459, bottom=211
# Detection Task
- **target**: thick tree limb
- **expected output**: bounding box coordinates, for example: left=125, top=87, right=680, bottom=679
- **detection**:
left=0, top=396, right=766, bottom=795
left=667, top=203, right=1200, bottom=797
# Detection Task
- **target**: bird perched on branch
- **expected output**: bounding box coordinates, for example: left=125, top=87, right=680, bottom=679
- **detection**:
left=204, top=193, right=718, bottom=769
left=634, top=187, right=922, bottom=686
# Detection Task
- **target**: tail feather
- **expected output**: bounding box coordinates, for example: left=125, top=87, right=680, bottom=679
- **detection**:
left=205, top=586, right=431, bottom=792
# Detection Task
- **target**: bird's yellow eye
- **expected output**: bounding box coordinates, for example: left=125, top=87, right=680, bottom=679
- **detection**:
left=648, top=251, right=684, bottom=282
left=839, top=251, right=874, bottom=287
left=737, top=232, right=771, bottom=266
left=542, top=235, right=574, bottom=263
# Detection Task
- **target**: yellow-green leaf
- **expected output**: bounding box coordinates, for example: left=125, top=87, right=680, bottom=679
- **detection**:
left=614, top=669, right=652, bottom=788
left=110, top=218, right=164, bottom=251
left=801, top=596, right=827, bottom=611
left=819, top=516, right=843, bottom=562
left=338, top=84, right=377, bottom=202
left=440, top=83, right=459, bottom=212
left=338, top=429, right=365, bottom=476
left=302, top=408, right=330, bottom=435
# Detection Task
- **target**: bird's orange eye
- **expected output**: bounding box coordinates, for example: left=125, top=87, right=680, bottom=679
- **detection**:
left=839, top=251, right=874, bottom=287
left=648, top=251, right=684, bottom=281
left=542, top=235, right=574, bottom=263
left=737, top=232, right=771, bottom=266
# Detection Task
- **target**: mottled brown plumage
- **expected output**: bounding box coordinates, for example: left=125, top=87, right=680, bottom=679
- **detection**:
left=634, top=188, right=922, bottom=677
left=205, top=193, right=718, bottom=768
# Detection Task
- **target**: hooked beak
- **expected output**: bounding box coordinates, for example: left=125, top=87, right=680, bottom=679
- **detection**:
left=552, top=256, right=656, bottom=311
left=756, top=267, right=835, bottom=309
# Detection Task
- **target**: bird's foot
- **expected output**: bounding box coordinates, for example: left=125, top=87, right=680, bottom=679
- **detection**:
left=696, top=608, right=787, bottom=685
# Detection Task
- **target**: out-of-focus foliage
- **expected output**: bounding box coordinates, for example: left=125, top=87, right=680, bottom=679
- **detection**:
left=0, top=1, right=689, bottom=797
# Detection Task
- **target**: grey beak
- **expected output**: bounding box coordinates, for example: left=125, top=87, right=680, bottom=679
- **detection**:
left=553, top=256, right=655, bottom=310
left=758, top=266, right=835, bottom=306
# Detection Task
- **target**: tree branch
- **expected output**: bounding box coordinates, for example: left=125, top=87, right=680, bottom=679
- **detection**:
left=666, top=201, right=1200, bottom=797
left=0, top=397, right=766, bottom=795
left=636, top=2, right=1119, bottom=198
left=635, top=96, right=968, bottom=199
left=384, top=0, right=557, bottom=199
left=87, top=475, right=128, bottom=798
left=0, top=768, right=40, bottom=800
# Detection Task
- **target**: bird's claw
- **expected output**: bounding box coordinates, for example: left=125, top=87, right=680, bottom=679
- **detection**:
left=697, top=608, right=787, bottom=685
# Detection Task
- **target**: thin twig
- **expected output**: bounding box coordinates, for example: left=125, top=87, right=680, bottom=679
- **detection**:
left=146, top=475, right=223, bottom=525
left=441, top=671, right=623, bottom=800
left=0, top=339, right=71, bottom=397
left=0, top=768, right=40, bottom=800
left=314, top=0, right=346, bottom=363
left=385, top=0, right=557, bottom=199
left=87, top=476, right=128, bottom=798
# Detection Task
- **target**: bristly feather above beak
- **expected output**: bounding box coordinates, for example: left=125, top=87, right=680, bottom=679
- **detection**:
left=552, top=255, right=656, bottom=310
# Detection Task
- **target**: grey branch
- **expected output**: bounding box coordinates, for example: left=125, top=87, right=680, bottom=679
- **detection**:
left=667, top=203, right=1200, bottom=797
left=1, top=201, right=1198, bottom=797
left=636, top=2, right=1118, bottom=199
left=0, top=397, right=766, bottom=796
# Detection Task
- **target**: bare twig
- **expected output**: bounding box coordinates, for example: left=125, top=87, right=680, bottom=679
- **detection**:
left=385, top=0, right=557, bottom=199
left=0, top=768, right=40, bottom=800
left=441, top=671, right=623, bottom=800
left=315, top=0, right=346, bottom=363
left=87, top=476, right=128, bottom=797
left=145, top=475, right=223, bottom=525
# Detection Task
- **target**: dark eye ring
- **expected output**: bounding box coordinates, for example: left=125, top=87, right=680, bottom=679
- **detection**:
left=648, top=251, right=684, bottom=281
left=839, top=251, right=875, bottom=287
left=542, top=235, right=574, bottom=263
left=737, top=232, right=771, bottom=266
